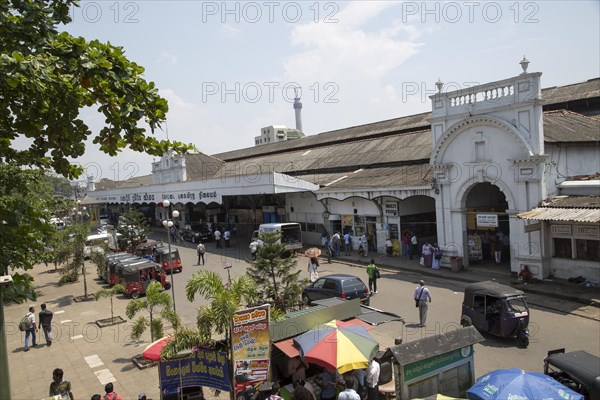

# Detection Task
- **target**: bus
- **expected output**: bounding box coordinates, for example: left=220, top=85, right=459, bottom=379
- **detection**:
left=252, top=223, right=303, bottom=252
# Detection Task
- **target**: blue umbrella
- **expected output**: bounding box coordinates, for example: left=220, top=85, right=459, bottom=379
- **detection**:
left=467, top=368, right=584, bottom=400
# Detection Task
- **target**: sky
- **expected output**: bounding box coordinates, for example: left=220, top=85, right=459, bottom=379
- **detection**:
left=62, top=0, right=600, bottom=182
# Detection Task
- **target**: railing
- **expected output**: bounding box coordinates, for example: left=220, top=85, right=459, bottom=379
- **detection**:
left=449, top=84, right=514, bottom=107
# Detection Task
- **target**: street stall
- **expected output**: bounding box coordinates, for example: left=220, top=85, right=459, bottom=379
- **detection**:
left=377, top=326, right=485, bottom=399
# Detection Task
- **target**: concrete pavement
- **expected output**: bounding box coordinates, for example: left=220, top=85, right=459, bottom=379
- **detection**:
left=4, top=235, right=598, bottom=399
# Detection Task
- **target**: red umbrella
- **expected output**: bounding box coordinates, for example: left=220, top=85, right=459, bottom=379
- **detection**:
left=142, top=335, right=174, bottom=361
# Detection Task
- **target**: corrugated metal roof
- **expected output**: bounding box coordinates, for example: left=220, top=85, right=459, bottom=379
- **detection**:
left=540, top=195, right=600, bottom=208
left=310, top=165, right=431, bottom=190
left=95, top=174, right=154, bottom=190
left=543, top=110, right=600, bottom=143
left=518, top=207, right=600, bottom=223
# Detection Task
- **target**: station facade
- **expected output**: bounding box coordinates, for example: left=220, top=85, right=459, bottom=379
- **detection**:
left=86, top=67, right=600, bottom=281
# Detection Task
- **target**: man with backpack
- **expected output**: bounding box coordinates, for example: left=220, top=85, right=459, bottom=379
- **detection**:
left=196, top=242, right=206, bottom=265
left=38, top=303, right=53, bottom=346
left=103, top=382, right=123, bottom=400
left=23, top=306, right=38, bottom=351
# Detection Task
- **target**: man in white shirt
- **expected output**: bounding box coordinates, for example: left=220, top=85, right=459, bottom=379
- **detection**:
left=360, top=234, right=368, bottom=257
left=224, top=229, right=231, bottom=247
left=214, top=228, right=222, bottom=249
left=410, top=233, right=418, bottom=260
left=338, top=376, right=361, bottom=400
left=365, top=359, right=380, bottom=400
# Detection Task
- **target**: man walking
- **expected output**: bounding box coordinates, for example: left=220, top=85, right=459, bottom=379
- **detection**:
left=249, top=239, right=259, bottom=261
left=414, top=280, right=432, bottom=327
left=38, top=303, right=53, bottom=346
left=24, top=306, right=38, bottom=351
left=338, top=376, right=361, bottom=400
left=332, top=232, right=341, bottom=257
left=359, top=234, right=368, bottom=257
left=224, top=229, right=231, bottom=248
left=196, top=242, right=206, bottom=265
left=49, top=368, right=74, bottom=399
left=103, top=382, right=123, bottom=400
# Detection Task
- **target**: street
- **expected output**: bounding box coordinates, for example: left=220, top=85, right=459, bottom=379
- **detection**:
left=167, top=235, right=600, bottom=377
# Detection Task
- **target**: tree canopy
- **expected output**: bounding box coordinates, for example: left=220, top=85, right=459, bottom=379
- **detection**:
left=0, top=0, right=193, bottom=179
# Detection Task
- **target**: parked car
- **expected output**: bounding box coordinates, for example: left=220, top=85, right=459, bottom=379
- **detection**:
left=181, top=223, right=213, bottom=243
left=302, top=274, right=370, bottom=306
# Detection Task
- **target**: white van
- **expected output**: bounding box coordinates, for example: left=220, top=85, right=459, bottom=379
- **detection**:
left=252, top=223, right=303, bottom=252
left=84, top=232, right=109, bottom=258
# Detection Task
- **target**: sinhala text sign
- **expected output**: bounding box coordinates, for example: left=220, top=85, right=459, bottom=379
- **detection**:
left=159, top=349, right=231, bottom=395
left=476, top=214, right=498, bottom=228
left=232, top=304, right=271, bottom=397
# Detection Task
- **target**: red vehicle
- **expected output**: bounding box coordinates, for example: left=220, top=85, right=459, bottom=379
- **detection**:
left=118, top=261, right=171, bottom=299
left=102, top=253, right=140, bottom=285
left=134, top=240, right=164, bottom=260
left=154, top=247, right=182, bottom=274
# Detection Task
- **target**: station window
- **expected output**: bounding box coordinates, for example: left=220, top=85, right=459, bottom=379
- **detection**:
left=553, top=238, right=572, bottom=258
left=576, top=239, right=600, bottom=262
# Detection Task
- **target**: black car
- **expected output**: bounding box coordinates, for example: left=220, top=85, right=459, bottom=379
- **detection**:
left=302, top=274, right=370, bottom=306
left=181, top=224, right=213, bottom=243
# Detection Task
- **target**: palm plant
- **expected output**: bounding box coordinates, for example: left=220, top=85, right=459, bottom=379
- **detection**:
left=125, top=281, right=181, bottom=342
left=96, top=284, right=125, bottom=323
left=160, top=270, right=257, bottom=359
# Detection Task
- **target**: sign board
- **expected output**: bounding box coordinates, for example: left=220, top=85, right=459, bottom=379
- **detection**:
left=232, top=305, right=271, bottom=398
left=403, top=348, right=468, bottom=381
left=575, top=225, right=599, bottom=237
left=551, top=225, right=572, bottom=235
left=476, top=214, right=498, bottom=227
left=384, top=202, right=398, bottom=216
left=524, top=222, right=541, bottom=233
left=159, top=349, right=231, bottom=395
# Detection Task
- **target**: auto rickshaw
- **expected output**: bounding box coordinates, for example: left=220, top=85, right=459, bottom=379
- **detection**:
left=100, top=252, right=139, bottom=284
left=154, top=247, right=182, bottom=274
left=118, top=261, right=171, bottom=299
left=460, top=281, right=530, bottom=347
left=544, top=348, right=600, bottom=400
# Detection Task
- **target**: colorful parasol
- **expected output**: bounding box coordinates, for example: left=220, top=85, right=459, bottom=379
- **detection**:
left=415, top=395, right=466, bottom=400
left=142, top=335, right=174, bottom=361
left=304, top=247, right=322, bottom=258
left=293, top=320, right=379, bottom=374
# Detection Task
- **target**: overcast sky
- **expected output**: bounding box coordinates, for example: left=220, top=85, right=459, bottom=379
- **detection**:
left=62, top=0, right=600, bottom=182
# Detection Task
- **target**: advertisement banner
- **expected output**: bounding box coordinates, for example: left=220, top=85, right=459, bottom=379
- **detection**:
left=231, top=305, right=271, bottom=397
left=159, top=349, right=231, bottom=395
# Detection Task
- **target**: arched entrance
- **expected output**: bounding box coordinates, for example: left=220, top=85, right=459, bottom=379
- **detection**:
left=464, top=183, right=510, bottom=266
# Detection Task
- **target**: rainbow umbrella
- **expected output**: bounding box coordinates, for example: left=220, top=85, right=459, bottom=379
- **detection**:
left=293, top=320, right=379, bottom=374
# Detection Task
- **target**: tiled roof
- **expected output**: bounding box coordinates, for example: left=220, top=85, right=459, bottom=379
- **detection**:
left=543, top=110, right=600, bottom=143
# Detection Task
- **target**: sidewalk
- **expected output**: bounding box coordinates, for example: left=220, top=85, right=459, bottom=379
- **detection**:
left=325, top=249, right=600, bottom=309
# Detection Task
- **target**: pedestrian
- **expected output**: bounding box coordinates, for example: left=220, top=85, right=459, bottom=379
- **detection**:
left=49, top=368, right=74, bottom=399
left=320, top=368, right=342, bottom=400
left=338, top=376, right=361, bottom=400
left=495, top=231, right=504, bottom=264
left=38, top=303, right=53, bottom=346
left=421, top=242, right=433, bottom=267
left=366, top=258, right=378, bottom=294
left=196, top=242, right=206, bottom=265
left=307, top=257, right=319, bottom=283
left=138, top=393, right=149, bottom=400
left=249, top=239, right=259, bottom=260
left=214, top=228, right=222, bottom=249
left=344, top=231, right=352, bottom=256
left=364, top=359, right=380, bottom=400
left=269, top=383, right=283, bottom=400
left=432, top=243, right=442, bottom=270
left=414, top=280, right=432, bottom=327
left=385, top=238, right=393, bottom=256
left=325, top=237, right=333, bottom=263
left=91, top=395, right=102, bottom=400
left=24, top=305, right=37, bottom=351
left=402, top=232, right=410, bottom=259
left=351, top=368, right=366, bottom=400
left=410, top=232, right=418, bottom=260
left=170, top=225, right=178, bottom=243
left=332, top=232, right=341, bottom=257
left=359, top=233, right=368, bottom=257
left=224, top=229, right=231, bottom=248
left=321, top=230, right=330, bottom=252
left=103, top=382, right=123, bottom=400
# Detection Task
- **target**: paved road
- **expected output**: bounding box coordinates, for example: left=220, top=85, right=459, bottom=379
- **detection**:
left=5, top=233, right=599, bottom=399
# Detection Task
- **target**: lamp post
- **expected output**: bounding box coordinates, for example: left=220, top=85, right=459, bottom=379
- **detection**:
left=162, top=200, right=179, bottom=312
left=0, top=269, right=13, bottom=400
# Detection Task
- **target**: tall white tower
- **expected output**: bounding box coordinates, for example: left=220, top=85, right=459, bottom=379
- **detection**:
left=293, top=87, right=303, bottom=132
